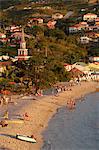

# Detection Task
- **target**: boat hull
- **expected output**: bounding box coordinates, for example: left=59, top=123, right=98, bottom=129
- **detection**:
left=16, top=135, right=36, bottom=143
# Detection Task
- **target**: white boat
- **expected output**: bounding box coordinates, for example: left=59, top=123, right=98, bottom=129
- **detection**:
left=16, top=134, right=36, bottom=143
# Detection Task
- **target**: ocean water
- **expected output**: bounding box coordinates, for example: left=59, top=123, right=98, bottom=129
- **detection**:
left=41, top=92, right=99, bottom=150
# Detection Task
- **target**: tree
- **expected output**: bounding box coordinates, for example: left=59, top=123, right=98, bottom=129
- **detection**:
left=45, top=28, right=66, bottom=40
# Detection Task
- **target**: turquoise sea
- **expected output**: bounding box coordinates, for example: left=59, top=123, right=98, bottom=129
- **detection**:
left=41, top=92, right=99, bottom=150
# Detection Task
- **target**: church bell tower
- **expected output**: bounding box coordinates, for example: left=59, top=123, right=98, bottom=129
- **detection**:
left=16, top=27, right=30, bottom=60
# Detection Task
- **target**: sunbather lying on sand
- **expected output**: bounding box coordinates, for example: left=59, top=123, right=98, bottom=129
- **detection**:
left=0, top=120, right=8, bottom=127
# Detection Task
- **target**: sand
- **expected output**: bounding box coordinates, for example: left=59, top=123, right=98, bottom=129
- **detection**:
left=0, top=81, right=98, bottom=150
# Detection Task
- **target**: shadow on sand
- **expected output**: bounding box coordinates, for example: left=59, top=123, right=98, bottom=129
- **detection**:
left=0, top=144, right=12, bottom=150
left=0, top=134, right=17, bottom=150
left=0, top=133, right=16, bottom=139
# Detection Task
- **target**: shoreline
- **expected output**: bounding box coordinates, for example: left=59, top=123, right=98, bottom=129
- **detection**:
left=0, top=81, right=99, bottom=150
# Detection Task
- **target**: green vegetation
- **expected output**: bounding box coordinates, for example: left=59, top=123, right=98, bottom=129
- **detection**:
left=0, top=0, right=98, bottom=93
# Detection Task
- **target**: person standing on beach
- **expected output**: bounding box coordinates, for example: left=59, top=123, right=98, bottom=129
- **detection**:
left=3, top=111, right=9, bottom=119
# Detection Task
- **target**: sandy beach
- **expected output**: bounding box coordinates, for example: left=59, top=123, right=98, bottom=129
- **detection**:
left=0, top=81, right=99, bottom=150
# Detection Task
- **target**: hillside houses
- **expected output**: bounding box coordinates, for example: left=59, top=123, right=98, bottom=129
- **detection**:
left=69, top=13, right=99, bottom=34
left=64, top=62, right=99, bottom=81
left=28, top=18, right=44, bottom=27
left=68, top=12, right=99, bottom=47
left=80, top=32, right=99, bottom=44
left=69, top=22, right=89, bottom=33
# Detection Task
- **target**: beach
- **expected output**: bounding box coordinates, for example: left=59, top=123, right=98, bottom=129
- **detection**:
left=0, top=81, right=99, bottom=150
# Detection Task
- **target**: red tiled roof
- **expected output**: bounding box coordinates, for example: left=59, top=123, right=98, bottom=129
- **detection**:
left=64, top=63, right=71, bottom=66
left=84, top=13, right=97, bottom=16
left=69, top=67, right=84, bottom=74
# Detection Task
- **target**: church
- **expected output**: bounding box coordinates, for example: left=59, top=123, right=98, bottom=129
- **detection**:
left=15, top=28, right=30, bottom=60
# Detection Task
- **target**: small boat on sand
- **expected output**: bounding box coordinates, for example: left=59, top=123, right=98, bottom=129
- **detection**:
left=16, top=134, right=36, bottom=143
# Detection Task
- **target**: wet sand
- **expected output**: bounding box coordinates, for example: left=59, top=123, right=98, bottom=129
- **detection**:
left=0, top=81, right=98, bottom=150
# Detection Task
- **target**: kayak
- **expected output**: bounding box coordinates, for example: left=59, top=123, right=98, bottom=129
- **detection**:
left=16, top=134, right=36, bottom=143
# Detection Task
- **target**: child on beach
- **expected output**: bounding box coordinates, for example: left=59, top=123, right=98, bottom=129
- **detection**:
left=23, top=112, right=30, bottom=121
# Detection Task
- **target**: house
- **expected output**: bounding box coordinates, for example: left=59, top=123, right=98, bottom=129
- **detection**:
left=10, top=25, right=21, bottom=33
left=29, top=18, right=43, bottom=25
left=83, top=13, right=97, bottom=21
left=23, top=7, right=31, bottom=10
left=28, top=18, right=44, bottom=27
left=69, top=26, right=78, bottom=33
left=5, top=26, right=11, bottom=31
left=0, top=61, right=11, bottom=73
left=84, top=32, right=99, bottom=42
left=79, top=22, right=88, bottom=26
left=0, top=33, right=7, bottom=43
left=80, top=32, right=99, bottom=44
left=80, top=8, right=86, bottom=12
left=0, top=55, right=9, bottom=61
left=80, top=36, right=92, bottom=44
left=47, top=20, right=57, bottom=29
left=95, top=33, right=99, bottom=38
left=85, top=32, right=98, bottom=38
left=41, top=6, right=51, bottom=9
left=88, top=25, right=99, bottom=31
left=73, top=62, right=90, bottom=74
left=0, top=33, right=6, bottom=39
left=52, top=13, right=63, bottom=20
left=69, top=67, right=85, bottom=78
left=69, top=22, right=88, bottom=33
left=64, top=63, right=73, bottom=71
left=89, top=57, right=99, bottom=62
left=95, top=17, right=99, bottom=25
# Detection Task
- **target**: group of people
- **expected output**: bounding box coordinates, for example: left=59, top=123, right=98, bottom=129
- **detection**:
left=66, top=99, right=76, bottom=110
left=53, top=84, right=72, bottom=96
left=0, top=95, right=9, bottom=106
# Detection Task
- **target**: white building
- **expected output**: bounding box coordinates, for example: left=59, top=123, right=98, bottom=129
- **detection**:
left=89, top=57, right=99, bottom=62
left=64, top=63, right=73, bottom=71
left=69, top=26, right=78, bottom=33
left=0, top=33, right=6, bottom=38
left=10, top=25, right=21, bottom=32
left=83, top=13, right=97, bottom=21
left=80, top=36, right=92, bottom=44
